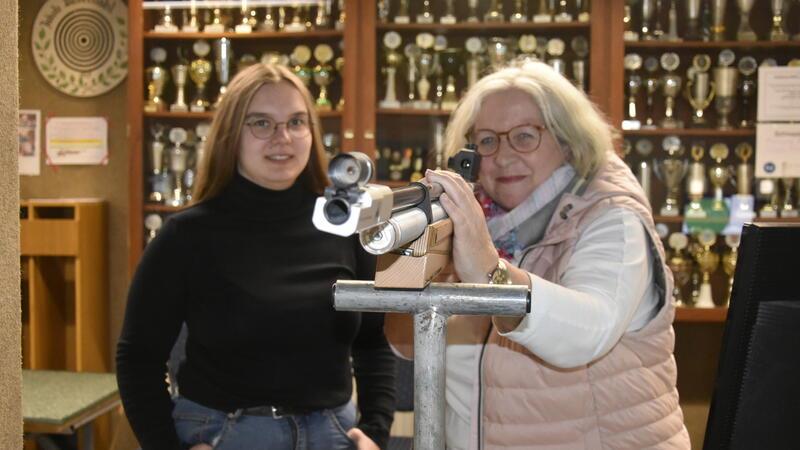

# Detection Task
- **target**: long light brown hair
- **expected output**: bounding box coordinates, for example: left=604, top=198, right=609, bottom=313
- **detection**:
left=192, top=63, right=328, bottom=203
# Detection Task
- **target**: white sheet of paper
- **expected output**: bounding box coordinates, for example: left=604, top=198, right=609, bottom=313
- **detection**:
left=757, top=67, right=800, bottom=122
left=18, top=110, right=41, bottom=176
left=755, top=123, right=800, bottom=178
left=45, top=117, right=108, bottom=165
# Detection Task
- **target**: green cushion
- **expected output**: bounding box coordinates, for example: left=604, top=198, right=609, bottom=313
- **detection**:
left=22, top=370, right=118, bottom=425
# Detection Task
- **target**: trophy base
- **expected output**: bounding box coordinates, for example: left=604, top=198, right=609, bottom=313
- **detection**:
left=641, top=123, right=657, bottom=130
left=554, top=13, right=573, bottom=23
left=154, top=24, right=179, bottom=33
left=690, top=116, right=708, bottom=127
left=466, top=16, right=480, bottom=23
left=379, top=99, right=401, bottom=109
left=417, top=14, right=434, bottom=24
left=578, top=12, right=590, bottom=22
left=484, top=12, right=504, bottom=22
left=622, top=120, right=641, bottom=131
left=143, top=104, right=165, bottom=113
left=694, top=284, right=716, bottom=308
left=182, top=26, right=199, bottom=33
left=284, top=23, right=306, bottom=32
left=770, top=31, right=789, bottom=41
left=532, top=14, right=553, bottom=23
left=510, top=15, right=527, bottom=23
left=190, top=104, right=207, bottom=113
left=440, top=15, right=456, bottom=24
left=759, top=208, right=778, bottom=218
left=623, top=31, right=639, bottom=42
left=148, top=192, right=164, bottom=203
left=413, top=100, right=433, bottom=110
left=737, top=31, right=758, bottom=41
left=170, top=104, right=189, bottom=113
left=660, top=205, right=681, bottom=216
left=315, top=102, right=333, bottom=112
left=685, top=204, right=707, bottom=219
left=660, top=119, right=684, bottom=129
left=203, top=24, right=226, bottom=33
left=235, top=24, right=253, bottom=33
left=441, top=100, right=458, bottom=111
left=394, top=16, right=410, bottom=24
left=258, top=23, right=276, bottom=32
left=780, top=209, right=799, bottom=218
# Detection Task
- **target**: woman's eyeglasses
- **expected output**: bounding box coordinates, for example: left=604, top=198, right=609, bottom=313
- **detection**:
left=245, top=116, right=312, bottom=140
left=468, top=124, right=547, bottom=157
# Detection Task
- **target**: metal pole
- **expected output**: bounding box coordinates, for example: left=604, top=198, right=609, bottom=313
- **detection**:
left=334, top=280, right=530, bottom=450
left=413, top=309, right=447, bottom=450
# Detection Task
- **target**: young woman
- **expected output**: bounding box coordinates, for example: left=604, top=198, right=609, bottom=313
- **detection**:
left=117, top=63, right=395, bottom=450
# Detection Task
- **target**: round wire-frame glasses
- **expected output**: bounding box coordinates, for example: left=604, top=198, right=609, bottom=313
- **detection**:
left=467, top=123, right=547, bottom=157
left=245, top=116, right=312, bottom=140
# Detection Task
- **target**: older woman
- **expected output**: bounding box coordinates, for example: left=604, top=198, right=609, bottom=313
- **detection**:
left=389, top=60, right=690, bottom=449
left=117, top=64, right=395, bottom=450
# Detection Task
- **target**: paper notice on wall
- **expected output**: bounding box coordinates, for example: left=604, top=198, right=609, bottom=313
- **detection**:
left=18, top=110, right=41, bottom=176
left=755, top=123, right=800, bottom=178
left=45, top=117, right=108, bottom=165
left=757, top=67, right=800, bottom=122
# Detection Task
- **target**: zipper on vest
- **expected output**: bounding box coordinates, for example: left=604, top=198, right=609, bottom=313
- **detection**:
left=476, top=324, right=492, bottom=450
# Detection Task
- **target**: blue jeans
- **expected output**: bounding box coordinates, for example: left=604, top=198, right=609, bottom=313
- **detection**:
left=172, top=396, right=357, bottom=450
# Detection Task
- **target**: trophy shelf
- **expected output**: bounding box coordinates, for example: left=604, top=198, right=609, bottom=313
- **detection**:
left=144, top=110, right=342, bottom=119
left=624, top=129, right=756, bottom=137
left=376, top=22, right=590, bottom=33
left=377, top=108, right=451, bottom=116
left=674, top=306, right=728, bottom=323
left=143, top=204, right=182, bottom=213
left=653, top=215, right=800, bottom=225
left=144, top=30, right=344, bottom=40
left=625, top=40, right=800, bottom=50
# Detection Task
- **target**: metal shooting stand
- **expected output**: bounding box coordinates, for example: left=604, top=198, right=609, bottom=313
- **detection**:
left=335, top=220, right=531, bottom=450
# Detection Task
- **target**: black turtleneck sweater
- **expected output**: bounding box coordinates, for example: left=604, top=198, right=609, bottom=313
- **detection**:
left=116, top=172, right=396, bottom=450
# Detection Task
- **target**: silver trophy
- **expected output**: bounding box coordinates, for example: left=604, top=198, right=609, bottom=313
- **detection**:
left=485, top=0, right=505, bottom=22
left=546, top=38, right=566, bottom=76
left=144, top=214, right=163, bottom=245
left=738, top=56, right=757, bottom=128
left=780, top=178, right=798, bottom=217
left=736, top=0, right=757, bottom=41
left=635, top=139, right=654, bottom=203
left=414, top=33, right=435, bottom=109
left=685, top=0, right=703, bottom=40
left=533, top=0, right=553, bottom=22
left=554, top=0, right=573, bottom=22
left=168, top=128, right=189, bottom=207
left=665, top=0, right=681, bottom=41
left=441, top=0, right=457, bottom=24
left=417, top=0, right=434, bottom=24
left=487, top=37, right=511, bottom=71
left=713, top=64, right=738, bottom=130
left=660, top=52, right=683, bottom=129
left=707, top=143, right=731, bottom=211
left=623, top=53, right=643, bottom=130
left=641, top=0, right=656, bottom=40
left=465, top=37, right=484, bottom=90
left=404, top=43, right=420, bottom=106
left=571, top=36, right=589, bottom=91
left=710, top=0, right=728, bottom=41
left=170, top=55, right=189, bottom=113
left=148, top=124, right=167, bottom=203
left=213, top=38, right=233, bottom=109
left=770, top=0, right=789, bottom=41
left=655, top=135, right=688, bottom=216
left=686, top=144, right=707, bottom=218
left=643, top=57, right=660, bottom=129
left=380, top=32, right=403, bottom=109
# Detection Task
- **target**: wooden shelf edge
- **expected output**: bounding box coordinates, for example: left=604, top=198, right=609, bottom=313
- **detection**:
left=674, top=306, right=728, bottom=323
left=623, top=128, right=755, bottom=137
left=652, top=215, right=800, bottom=224
left=143, top=204, right=183, bottom=213
left=144, top=110, right=342, bottom=119
left=625, top=40, right=800, bottom=49
left=144, top=30, right=344, bottom=40
left=377, top=21, right=590, bottom=32
left=377, top=108, right=451, bottom=116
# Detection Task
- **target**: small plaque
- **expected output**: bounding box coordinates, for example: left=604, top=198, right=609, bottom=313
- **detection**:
left=192, top=40, right=210, bottom=58
left=292, top=45, right=312, bottom=65
left=314, top=44, right=334, bottom=64
left=383, top=31, right=402, bottom=50
left=635, top=139, right=654, bottom=156
left=660, top=52, right=680, bottom=72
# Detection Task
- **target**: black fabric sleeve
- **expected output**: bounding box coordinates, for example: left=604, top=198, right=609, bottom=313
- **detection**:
left=352, top=312, right=397, bottom=450
left=116, top=218, right=188, bottom=450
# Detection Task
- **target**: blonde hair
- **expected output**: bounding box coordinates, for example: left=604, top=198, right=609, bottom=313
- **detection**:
left=445, top=60, right=614, bottom=178
left=192, top=63, right=328, bottom=203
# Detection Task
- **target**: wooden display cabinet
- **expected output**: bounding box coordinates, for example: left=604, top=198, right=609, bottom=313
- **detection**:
left=20, top=199, right=111, bottom=449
